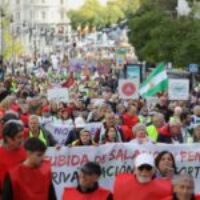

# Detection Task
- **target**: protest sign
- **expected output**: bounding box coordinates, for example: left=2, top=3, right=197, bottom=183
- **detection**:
left=146, top=96, right=160, bottom=111
left=168, top=79, right=189, bottom=100
left=46, top=143, right=200, bottom=200
left=115, top=48, right=126, bottom=66
left=44, top=123, right=74, bottom=144
left=44, top=122, right=102, bottom=144
left=91, top=99, right=105, bottom=106
left=48, top=88, right=69, bottom=102
left=126, top=64, right=141, bottom=83
left=119, top=79, right=139, bottom=99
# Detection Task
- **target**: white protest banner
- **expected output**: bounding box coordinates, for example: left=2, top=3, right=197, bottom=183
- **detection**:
left=118, top=79, right=139, bottom=99
left=168, top=79, right=189, bottom=100
left=46, top=143, right=200, bottom=200
left=44, top=122, right=102, bottom=144
left=44, top=123, right=74, bottom=144
left=48, top=88, right=69, bottom=102
left=146, top=96, right=160, bottom=111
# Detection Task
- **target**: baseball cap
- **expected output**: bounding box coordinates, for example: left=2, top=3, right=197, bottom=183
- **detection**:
left=135, top=153, right=155, bottom=168
left=81, top=162, right=101, bottom=176
left=75, top=117, right=86, bottom=128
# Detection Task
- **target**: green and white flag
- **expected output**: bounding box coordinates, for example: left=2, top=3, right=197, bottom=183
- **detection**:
left=140, top=63, right=168, bottom=97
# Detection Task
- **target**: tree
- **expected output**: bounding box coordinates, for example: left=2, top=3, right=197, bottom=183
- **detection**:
left=113, top=0, right=141, bottom=14
left=128, top=7, right=167, bottom=61
left=68, top=0, right=131, bottom=30
left=1, top=6, right=24, bottom=61
left=104, top=1, right=124, bottom=25
left=3, top=31, right=24, bottom=61
left=68, top=0, right=108, bottom=30
left=127, top=0, right=200, bottom=67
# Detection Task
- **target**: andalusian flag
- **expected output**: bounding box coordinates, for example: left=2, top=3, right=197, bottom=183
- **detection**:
left=140, top=63, right=168, bottom=97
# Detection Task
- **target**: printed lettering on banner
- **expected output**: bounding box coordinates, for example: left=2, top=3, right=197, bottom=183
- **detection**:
left=44, top=123, right=74, bottom=145
left=45, top=143, right=200, bottom=200
left=44, top=122, right=102, bottom=144
left=47, top=88, right=69, bottom=102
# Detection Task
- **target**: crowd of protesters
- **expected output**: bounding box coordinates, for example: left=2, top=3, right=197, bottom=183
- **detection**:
left=0, top=54, right=200, bottom=200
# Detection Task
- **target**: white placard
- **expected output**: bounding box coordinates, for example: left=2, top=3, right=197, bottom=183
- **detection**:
left=168, top=79, right=189, bottom=100
left=44, top=122, right=102, bottom=144
left=48, top=88, right=69, bottom=102
left=146, top=96, right=160, bottom=111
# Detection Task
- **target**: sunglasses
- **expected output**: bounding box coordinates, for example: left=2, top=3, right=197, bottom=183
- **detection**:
left=138, top=165, right=153, bottom=171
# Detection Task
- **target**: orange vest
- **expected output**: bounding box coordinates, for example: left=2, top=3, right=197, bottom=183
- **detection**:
left=62, top=187, right=111, bottom=200
left=9, top=160, right=51, bottom=200
left=114, top=174, right=172, bottom=200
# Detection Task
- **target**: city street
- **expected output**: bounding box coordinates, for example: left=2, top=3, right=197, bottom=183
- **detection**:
left=0, top=0, right=200, bottom=200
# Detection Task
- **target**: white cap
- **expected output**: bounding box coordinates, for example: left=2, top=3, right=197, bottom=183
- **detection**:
left=75, top=117, right=86, bottom=128
left=135, top=153, right=155, bottom=168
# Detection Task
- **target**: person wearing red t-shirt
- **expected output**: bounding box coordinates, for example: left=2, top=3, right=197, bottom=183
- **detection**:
left=62, top=72, right=75, bottom=88
left=0, top=111, right=29, bottom=142
left=0, top=120, right=26, bottom=199
left=2, top=138, right=56, bottom=200
left=114, top=153, right=172, bottom=200
left=122, top=105, right=139, bottom=130
left=62, top=162, right=112, bottom=200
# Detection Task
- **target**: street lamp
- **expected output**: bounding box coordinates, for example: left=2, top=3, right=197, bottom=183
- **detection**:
left=0, top=8, right=5, bottom=58
left=33, top=25, right=37, bottom=62
left=10, top=15, right=15, bottom=74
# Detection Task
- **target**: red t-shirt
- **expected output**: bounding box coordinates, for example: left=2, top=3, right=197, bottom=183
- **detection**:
left=122, top=113, right=139, bottom=129
left=114, top=174, right=172, bottom=200
left=0, top=146, right=27, bottom=194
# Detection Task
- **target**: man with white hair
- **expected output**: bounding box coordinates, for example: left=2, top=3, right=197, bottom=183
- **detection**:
left=170, top=106, right=183, bottom=123
left=114, top=153, right=172, bottom=200
left=146, top=112, right=165, bottom=142
left=162, top=174, right=200, bottom=200
left=158, top=119, right=184, bottom=144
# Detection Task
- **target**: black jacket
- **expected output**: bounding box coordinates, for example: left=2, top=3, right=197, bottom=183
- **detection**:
left=157, top=133, right=183, bottom=144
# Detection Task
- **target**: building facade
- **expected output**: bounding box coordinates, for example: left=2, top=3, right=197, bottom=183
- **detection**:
left=176, top=0, right=191, bottom=16
left=6, top=0, right=71, bottom=55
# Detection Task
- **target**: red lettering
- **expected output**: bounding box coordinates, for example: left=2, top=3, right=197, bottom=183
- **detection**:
left=188, top=152, right=195, bottom=162
left=71, top=155, right=81, bottom=166
left=80, top=155, right=89, bottom=165
left=58, top=155, right=66, bottom=167
left=195, top=152, right=200, bottom=161
left=95, top=155, right=103, bottom=163
left=115, top=149, right=124, bottom=160
left=180, top=151, right=187, bottom=162
left=109, top=149, right=116, bottom=160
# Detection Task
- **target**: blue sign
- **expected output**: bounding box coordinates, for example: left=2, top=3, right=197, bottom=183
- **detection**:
left=189, top=64, right=199, bottom=73
left=127, top=64, right=141, bottom=83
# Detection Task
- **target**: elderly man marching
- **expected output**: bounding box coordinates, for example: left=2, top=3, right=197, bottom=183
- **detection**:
left=113, top=153, right=172, bottom=200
